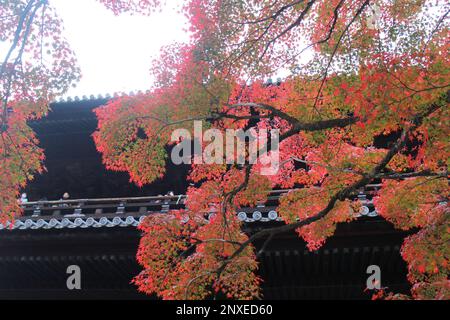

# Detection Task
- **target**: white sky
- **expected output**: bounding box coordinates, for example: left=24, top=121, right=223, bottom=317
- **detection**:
left=50, top=0, right=190, bottom=97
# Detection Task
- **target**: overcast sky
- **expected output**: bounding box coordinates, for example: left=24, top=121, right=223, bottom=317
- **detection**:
left=51, top=0, right=190, bottom=97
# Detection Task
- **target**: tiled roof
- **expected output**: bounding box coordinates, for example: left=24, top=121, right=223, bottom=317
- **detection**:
left=53, top=91, right=147, bottom=103
left=0, top=215, right=146, bottom=230
left=52, top=79, right=282, bottom=103
left=0, top=187, right=380, bottom=231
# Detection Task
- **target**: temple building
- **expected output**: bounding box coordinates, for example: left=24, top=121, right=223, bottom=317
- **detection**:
left=0, top=95, right=412, bottom=299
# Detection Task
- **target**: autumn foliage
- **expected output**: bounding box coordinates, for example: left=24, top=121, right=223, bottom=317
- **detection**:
left=0, top=0, right=80, bottom=224
left=1, top=0, right=449, bottom=299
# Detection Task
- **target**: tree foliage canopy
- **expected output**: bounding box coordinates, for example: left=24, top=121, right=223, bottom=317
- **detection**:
left=1, top=0, right=449, bottom=299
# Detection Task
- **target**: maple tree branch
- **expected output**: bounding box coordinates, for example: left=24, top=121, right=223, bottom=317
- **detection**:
left=315, top=0, right=345, bottom=46
left=208, top=94, right=446, bottom=287
left=284, top=156, right=366, bottom=176
left=233, top=0, right=305, bottom=25
left=218, top=164, right=252, bottom=243
left=258, top=0, right=316, bottom=60
left=0, top=0, right=38, bottom=77
left=144, top=94, right=446, bottom=298
left=422, top=8, right=450, bottom=51
left=1, top=0, right=47, bottom=131
left=191, top=237, right=243, bottom=246
left=213, top=100, right=352, bottom=230
left=194, top=104, right=358, bottom=259
left=311, top=0, right=370, bottom=116
left=286, top=0, right=346, bottom=62
left=133, top=101, right=358, bottom=155
left=184, top=271, right=213, bottom=299
left=225, top=102, right=302, bottom=124
left=225, top=101, right=359, bottom=132
left=220, top=0, right=319, bottom=72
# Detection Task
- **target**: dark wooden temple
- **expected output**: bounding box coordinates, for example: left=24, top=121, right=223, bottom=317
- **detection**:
left=0, top=96, right=412, bottom=299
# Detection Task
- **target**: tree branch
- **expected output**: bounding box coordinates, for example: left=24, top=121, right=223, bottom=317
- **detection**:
left=209, top=95, right=445, bottom=287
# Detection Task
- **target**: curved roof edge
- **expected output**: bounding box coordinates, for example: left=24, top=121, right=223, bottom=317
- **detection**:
left=52, top=90, right=151, bottom=103
left=52, top=78, right=284, bottom=103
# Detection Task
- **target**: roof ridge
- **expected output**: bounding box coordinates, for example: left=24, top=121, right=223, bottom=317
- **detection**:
left=53, top=90, right=151, bottom=103
left=53, top=78, right=283, bottom=103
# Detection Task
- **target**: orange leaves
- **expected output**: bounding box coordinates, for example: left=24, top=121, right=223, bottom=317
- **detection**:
left=279, top=188, right=354, bottom=250
left=400, top=213, right=450, bottom=299
left=310, top=0, right=356, bottom=53
left=410, top=280, right=450, bottom=300
left=374, top=177, right=449, bottom=230
left=263, top=133, right=311, bottom=188
left=93, top=44, right=235, bottom=186
left=134, top=165, right=270, bottom=299
left=187, top=168, right=271, bottom=211
left=362, top=51, right=448, bottom=115
left=1, top=2, right=81, bottom=101
left=188, top=163, right=227, bottom=183
left=385, top=0, right=426, bottom=22
left=186, top=181, right=222, bottom=213
left=304, top=140, right=387, bottom=189
left=194, top=215, right=261, bottom=300
left=133, top=212, right=205, bottom=299
left=74, top=0, right=450, bottom=300
left=93, top=94, right=169, bottom=186
left=134, top=209, right=261, bottom=299
left=0, top=1, right=80, bottom=222
left=234, top=172, right=271, bottom=207
left=279, top=188, right=328, bottom=224
left=0, top=108, right=45, bottom=223
left=415, top=107, right=450, bottom=171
